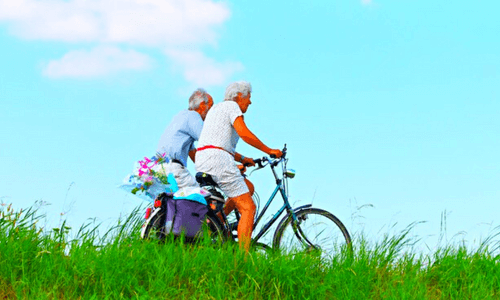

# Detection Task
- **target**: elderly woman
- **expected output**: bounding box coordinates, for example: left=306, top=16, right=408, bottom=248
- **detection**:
left=195, top=81, right=282, bottom=251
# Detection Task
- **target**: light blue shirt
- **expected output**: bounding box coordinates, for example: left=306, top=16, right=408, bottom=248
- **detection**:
left=156, top=110, right=203, bottom=166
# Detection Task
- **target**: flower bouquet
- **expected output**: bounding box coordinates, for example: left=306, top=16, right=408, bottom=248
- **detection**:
left=119, top=153, right=178, bottom=202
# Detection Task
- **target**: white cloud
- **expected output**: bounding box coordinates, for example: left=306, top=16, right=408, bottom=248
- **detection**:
left=167, top=49, right=244, bottom=86
left=0, top=0, right=101, bottom=42
left=0, top=0, right=230, bottom=44
left=43, top=46, right=152, bottom=78
left=0, top=0, right=242, bottom=84
left=361, top=0, right=373, bottom=5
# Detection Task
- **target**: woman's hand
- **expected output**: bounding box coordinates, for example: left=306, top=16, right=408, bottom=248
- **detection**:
left=268, top=149, right=283, bottom=158
left=242, top=156, right=255, bottom=167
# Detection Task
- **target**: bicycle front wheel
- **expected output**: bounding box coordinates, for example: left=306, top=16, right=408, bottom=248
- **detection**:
left=272, top=208, right=351, bottom=256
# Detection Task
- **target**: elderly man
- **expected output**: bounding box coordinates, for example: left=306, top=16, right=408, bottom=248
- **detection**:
left=195, top=81, right=282, bottom=250
left=155, top=88, right=213, bottom=188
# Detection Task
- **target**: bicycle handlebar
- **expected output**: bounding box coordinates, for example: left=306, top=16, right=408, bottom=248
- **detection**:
left=249, top=144, right=287, bottom=171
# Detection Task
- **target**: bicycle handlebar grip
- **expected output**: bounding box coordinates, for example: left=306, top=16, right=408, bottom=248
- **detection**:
left=270, top=145, right=286, bottom=159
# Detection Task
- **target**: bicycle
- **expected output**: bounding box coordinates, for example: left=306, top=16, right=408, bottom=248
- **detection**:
left=141, top=145, right=352, bottom=256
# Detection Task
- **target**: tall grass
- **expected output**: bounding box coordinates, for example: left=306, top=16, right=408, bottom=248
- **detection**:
left=1, top=204, right=500, bottom=299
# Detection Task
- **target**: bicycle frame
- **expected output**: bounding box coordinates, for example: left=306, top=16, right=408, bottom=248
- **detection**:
left=249, top=150, right=311, bottom=244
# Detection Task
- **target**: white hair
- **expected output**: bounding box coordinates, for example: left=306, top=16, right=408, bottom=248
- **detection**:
left=188, top=88, right=210, bottom=110
left=224, top=81, right=252, bottom=102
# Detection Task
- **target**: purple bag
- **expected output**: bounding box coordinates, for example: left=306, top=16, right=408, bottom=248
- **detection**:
left=165, top=198, right=208, bottom=238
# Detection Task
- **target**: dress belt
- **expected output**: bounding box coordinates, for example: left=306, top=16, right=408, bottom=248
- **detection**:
left=197, top=145, right=234, bottom=157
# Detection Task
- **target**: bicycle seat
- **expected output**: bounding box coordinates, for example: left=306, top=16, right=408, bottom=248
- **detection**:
left=195, top=172, right=218, bottom=187
left=195, top=172, right=225, bottom=203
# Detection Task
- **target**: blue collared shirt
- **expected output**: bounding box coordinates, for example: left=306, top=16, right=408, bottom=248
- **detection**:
left=156, top=110, right=203, bottom=166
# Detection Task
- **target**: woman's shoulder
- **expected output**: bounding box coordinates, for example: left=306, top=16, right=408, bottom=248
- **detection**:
left=210, top=101, right=238, bottom=113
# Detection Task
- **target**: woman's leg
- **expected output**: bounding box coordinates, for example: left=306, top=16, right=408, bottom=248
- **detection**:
left=245, top=178, right=255, bottom=196
left=230, top=192, right=256, bottom=251
left=223, top=178, right=254, bottom=216
left=223, top=197, right=237, bottom=216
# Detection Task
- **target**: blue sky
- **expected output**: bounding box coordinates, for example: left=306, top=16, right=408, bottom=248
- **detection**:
left=1, top=0, right=499, bottom=251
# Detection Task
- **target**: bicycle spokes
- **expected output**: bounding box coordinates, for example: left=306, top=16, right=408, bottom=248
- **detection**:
left=291, top=216, right=318, bottom=250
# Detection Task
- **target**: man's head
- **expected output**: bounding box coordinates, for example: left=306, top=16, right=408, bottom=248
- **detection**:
left=189, top=88, right=214, bottom=120
left=224, top=81, right=252, bottom=113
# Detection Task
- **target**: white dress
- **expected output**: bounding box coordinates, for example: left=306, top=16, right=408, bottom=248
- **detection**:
left=195, top=101, right=249, bottom=198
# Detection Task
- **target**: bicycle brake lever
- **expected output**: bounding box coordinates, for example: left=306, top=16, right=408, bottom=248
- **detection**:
left=247, top=158, right=266, bottom=177
left=248, top=167, right=261, bottom=177
left=253, top=158, right=264, bottom=168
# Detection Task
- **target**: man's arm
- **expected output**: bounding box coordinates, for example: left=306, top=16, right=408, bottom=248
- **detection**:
left=187, top=112, right=204, bottom=163
left=187, top=114, right=204, bottom=141
left=188, top=149, right=196, bottom=163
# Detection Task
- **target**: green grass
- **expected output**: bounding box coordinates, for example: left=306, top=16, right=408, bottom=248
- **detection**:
left=1, top=204, right=500, bottom=299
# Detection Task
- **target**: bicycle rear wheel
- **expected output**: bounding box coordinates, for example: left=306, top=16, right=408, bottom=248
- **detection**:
left=195, top=211, right=226, bottom=245
left=142, top=210, right=226, bottom=244
left=272, top=208, right=351, bottom=257
left=141, top=209, right=166, bottom=242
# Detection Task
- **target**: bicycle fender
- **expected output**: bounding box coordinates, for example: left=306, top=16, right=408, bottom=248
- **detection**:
left=272, top=204, right=312, bottom=247
left=140, top=207, right=163, bottom=239
left=291, top=204, right=313, bottom=212
left=278, top=204, right=313, bottom=225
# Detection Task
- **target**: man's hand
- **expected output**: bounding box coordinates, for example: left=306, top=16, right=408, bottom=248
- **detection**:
left=269, top=149, right=283, bottom=158
left=242, top=156, right=256, bottom=167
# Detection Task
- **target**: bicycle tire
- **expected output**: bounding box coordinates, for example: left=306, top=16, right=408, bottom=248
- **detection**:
left=195, top=211, right=227, bottom=245
left=272, top=208, right=352, bottom=256
left=141, top=209, right=166, bottom=242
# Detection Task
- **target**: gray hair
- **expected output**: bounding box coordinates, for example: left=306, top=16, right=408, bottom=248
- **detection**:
left=224, top=81, right=252, bottom=102
left=188, top=88, right=210, bottom=110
